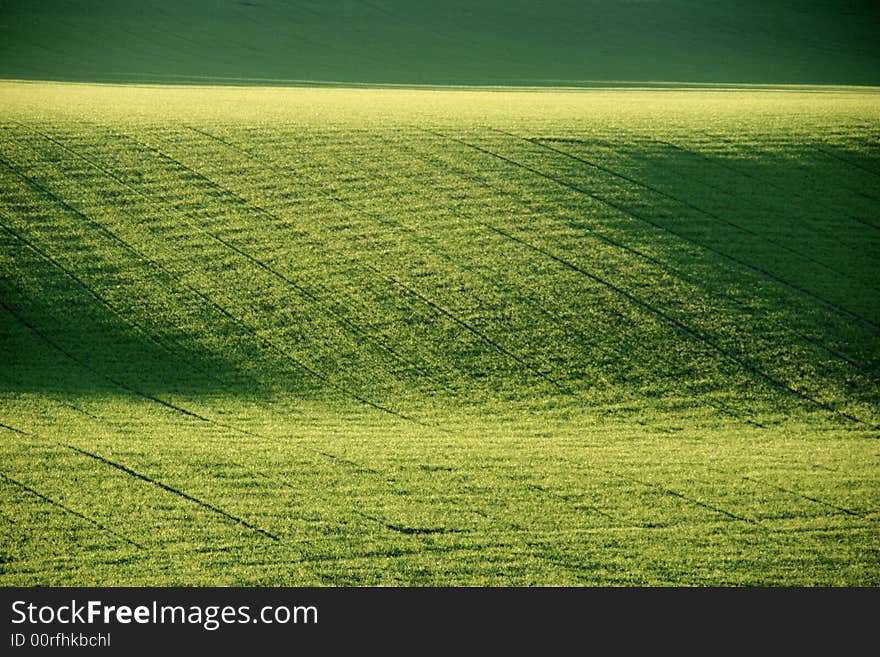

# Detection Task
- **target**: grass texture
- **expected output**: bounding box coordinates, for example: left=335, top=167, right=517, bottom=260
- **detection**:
left=0, top=82, right=878, bottom=584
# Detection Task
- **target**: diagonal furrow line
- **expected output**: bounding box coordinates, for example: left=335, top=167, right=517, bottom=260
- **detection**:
left=397, top=128, right=704, bottom=280
left=511, top=134, right=880, bottom=377
left=183, top=125, right=569, bottom=395
left=53, top=125, right=443, bottom=420
left=0, top=422, right=28, bottom=435
left=518, top=131, right=872, bottom=289
left=741, top=475, right=869, bottom=519
left=315, top=450, right=383, bottom=476
left=0, top=418, right=278, bottom=543
left=63, top=444, right=280, bottom=541
left=533, top=132, right=873, bottom=255
left=654, top=485, right=754, bottom=523
left=430, top=129, right=879, bottom=333
left=363, top=264, right=572, bottom=394
left=353, top=510, right=467, bottom=536
left=0, top=469, right=142, bottom=549
left=5, top=122, right=323, bottom=303
left=554, top=454, right=757, bottom=525
left=604, top=468, right=757, bottom=525
left=799, top=335, right=877, bottom=380
left=0, top=297, right=232, bottom=425
left=0, top=215, right=232, bottom=391
left=2, top=296, right=420, bottom=498
left=422, top=130, right=871, bottom=423
left=0, top=154, right=263, bottom=378
left=0, top=151, right=429, bottom=429
left=484, top=225, right=865, bottom=426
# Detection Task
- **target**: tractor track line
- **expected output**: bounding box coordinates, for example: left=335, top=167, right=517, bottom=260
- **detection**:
left=389, top=132, right=874, bottom=425
left=525, top=483, right=618, bottom=523
left=741, top=475, right=869, bottom=519
left=381, top=134, right=780, bottom=426
left=0, top=298, right=415, bottom=491
left=535, top=453, right=758, bottom=525
left=633, top=133, right=876, bottom=253
left=530, top=131, right=874, bottom=257
left=364, top=264, right=572, bottom=395
left=0, top=210, right=422, bottom=430
left=0, top=215, right=233, bottom=392
left=598, top=467, right=758, bottom=525
left=100, top=129, right=451, bottom=416
left=812, top=145, right=880, bottom=180
left=331, top=132, right=728, bottom=412
left=396, top=131, right=878, bottom=382
left=64, top=445, right=281, bottom=541
left=421, top=131, right=871, bottom=424
left=696, top=129, right=880, bottom=212
left=0, top=416, right=279, bottom=543
left=504, top=134, right=880, bottom=377
left=0, top=469, right=143, bottom=548
left=364, top=133, right=767, bottom=426
left=353, top=510, right=466, bottom=536
left=799, top=335, right=878, bottom=381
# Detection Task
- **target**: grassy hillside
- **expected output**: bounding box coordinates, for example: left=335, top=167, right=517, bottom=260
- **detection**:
left=1, top=82, right=878, bottom=585
left=1, top=1, right=879, bottom=86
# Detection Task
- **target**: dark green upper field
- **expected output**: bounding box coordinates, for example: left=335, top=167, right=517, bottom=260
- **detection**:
left=1, top=0, right=879, bottom=86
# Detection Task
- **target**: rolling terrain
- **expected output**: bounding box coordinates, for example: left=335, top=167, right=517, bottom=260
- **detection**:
left=0, top=2, right=878, bottom=585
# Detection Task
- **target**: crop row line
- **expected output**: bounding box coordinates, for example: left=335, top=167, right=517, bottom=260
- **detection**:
left=0, top=467, right=142, bottom=548
left=304, top=123, right=878, bottom=423
left=500, top=133, right=880, bottom=376
left=368, top=135, right=780, bottom=427
left=812, top=145, right=880, bottom=181
left=66, top=444, right=282, bottom=541
left=0, top=208, right=234, bottom=392
left=5, top=123, right=439, bottom=411
left=493, top=224, right=864, bottom=424
left=363, top=264, right=572, bottom=394
left=0, top=394, right=279, bottom=544
left=527, top=130, right=875, bottom=254
left=380, top=132, right=784, bottom=426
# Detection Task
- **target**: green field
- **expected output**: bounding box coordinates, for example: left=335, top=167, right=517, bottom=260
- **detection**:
left=1, top=2, right=879, bottom=586
left=2, top=83, right=878, bottom=585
